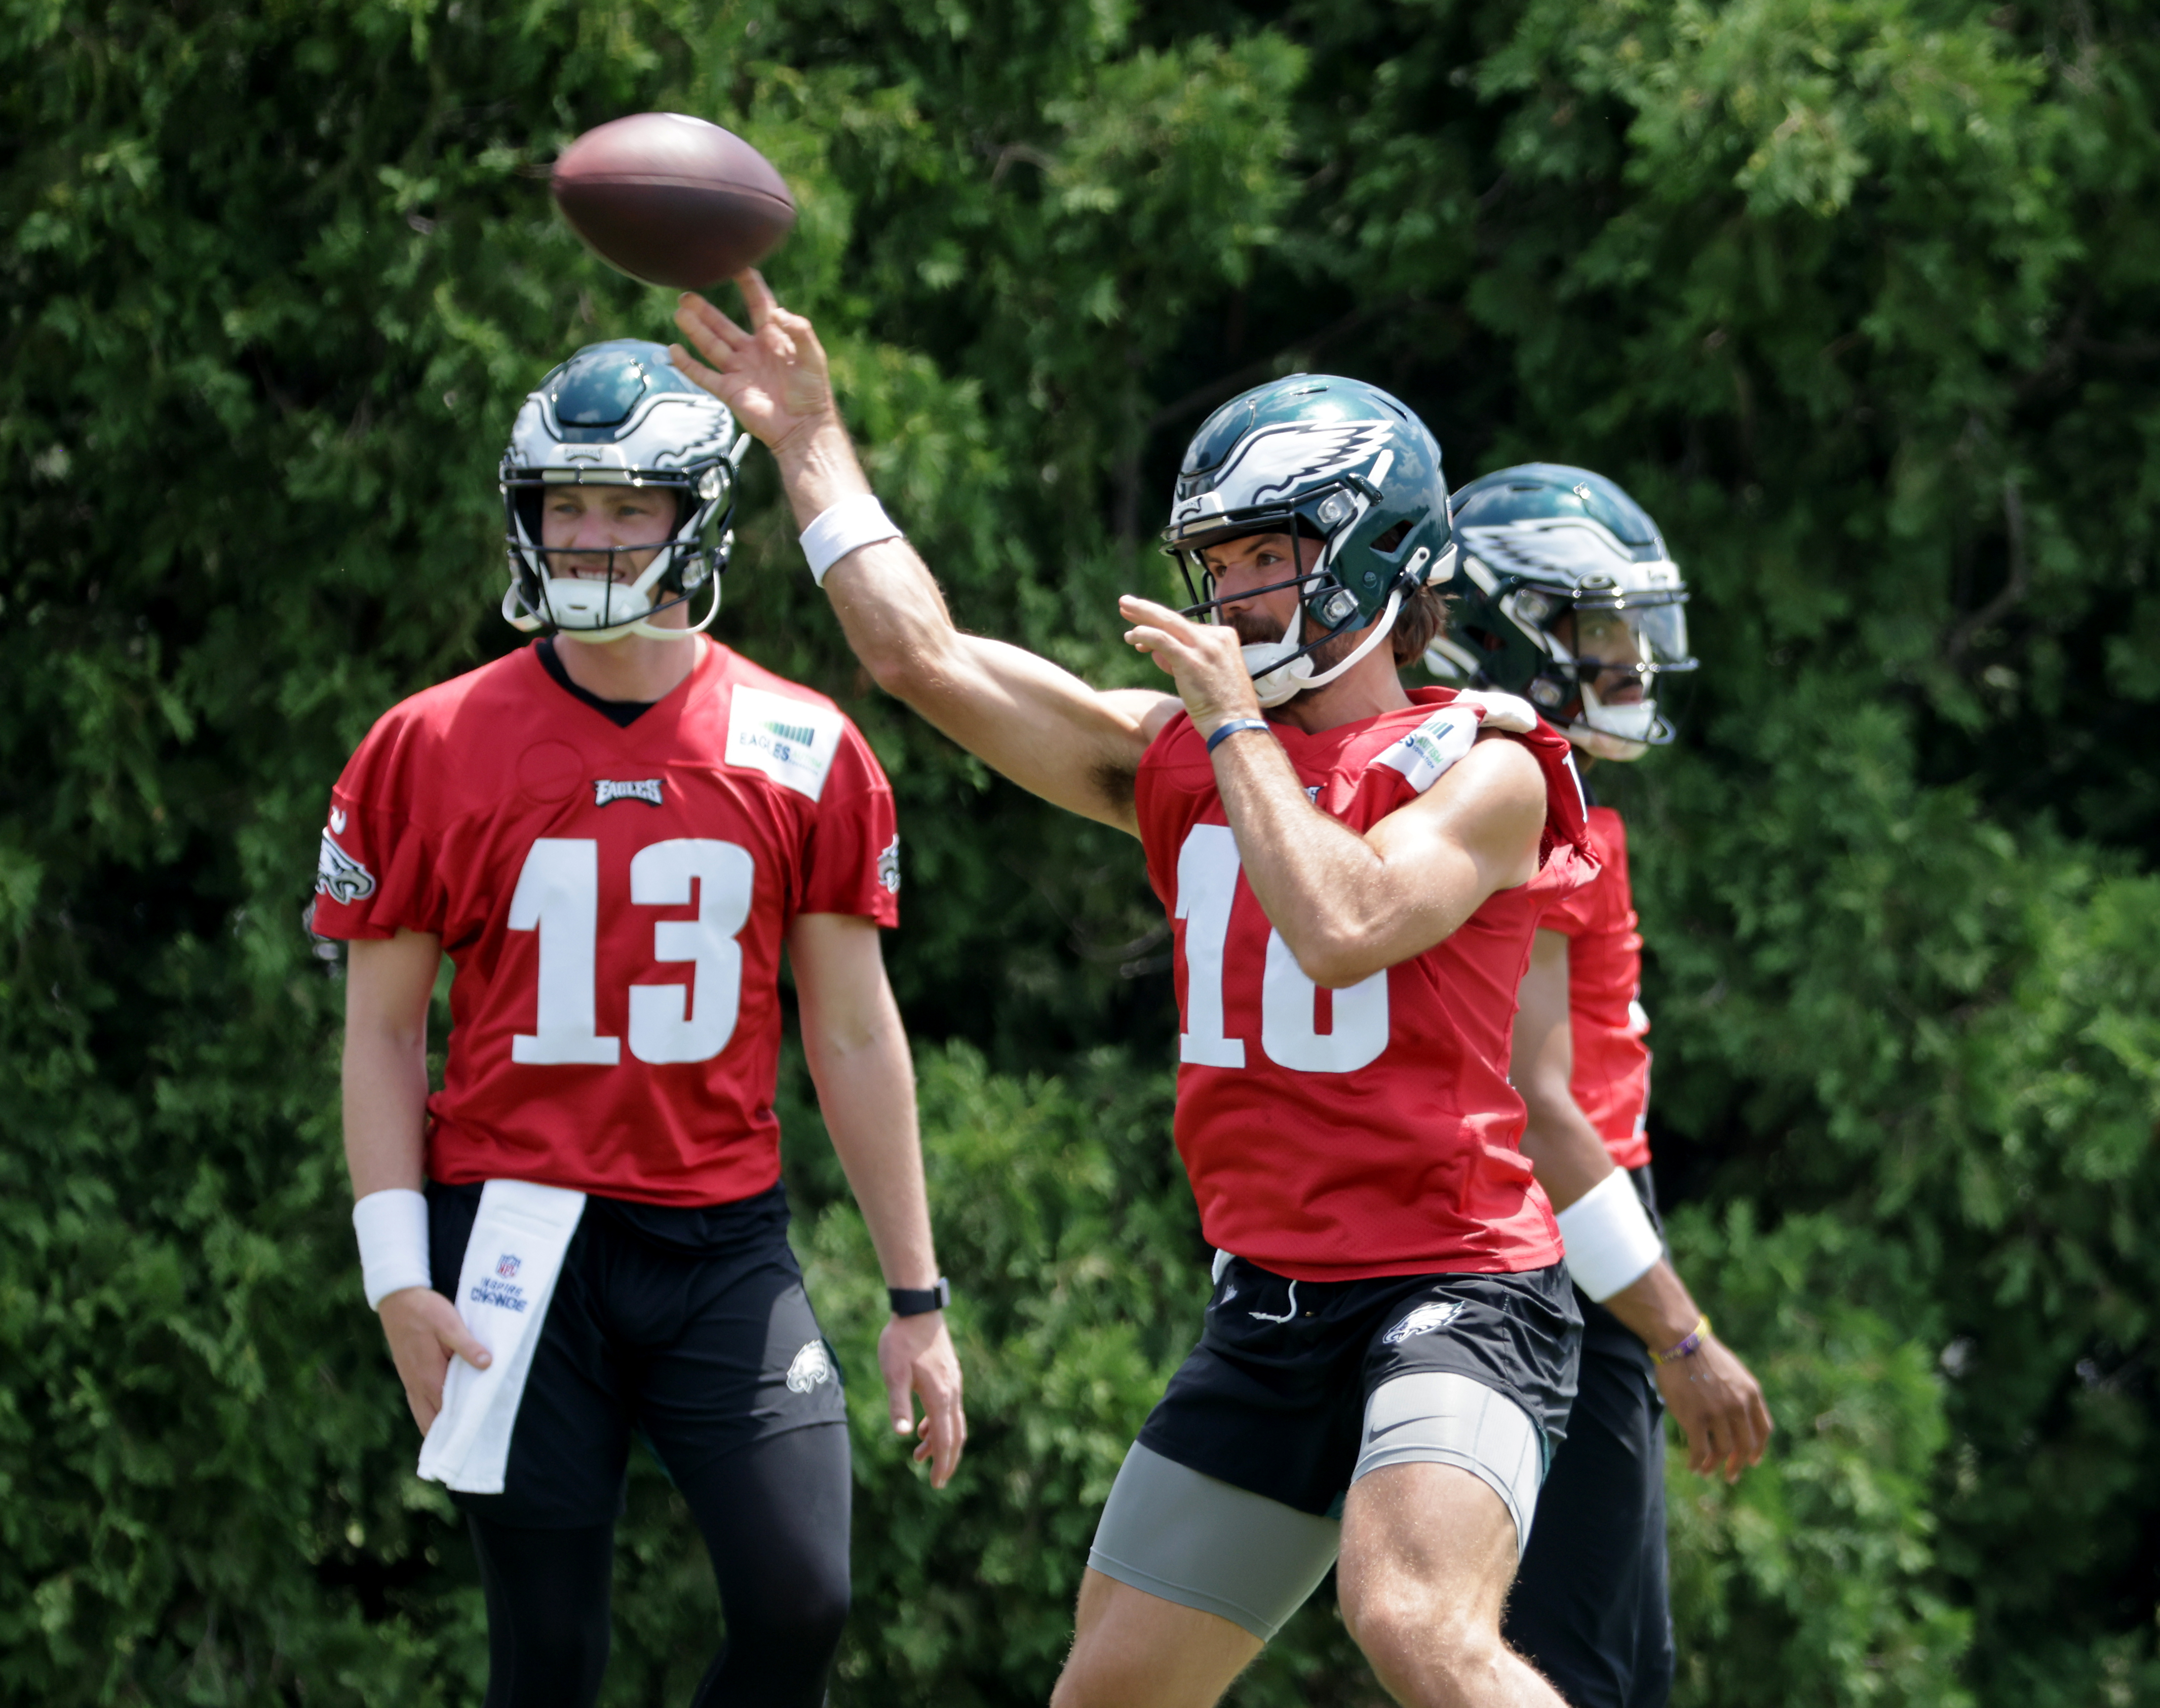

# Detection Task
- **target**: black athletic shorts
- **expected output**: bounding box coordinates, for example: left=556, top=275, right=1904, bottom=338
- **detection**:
left=425, top=1179, right=847, bottom=1529
left=1138, top=1256, right=1582, bottom=1518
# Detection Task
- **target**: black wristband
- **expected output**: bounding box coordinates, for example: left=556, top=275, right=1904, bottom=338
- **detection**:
left=1206, top=717, right=1272, bottom=754
left=887, top=1277, right=951, bottom=1317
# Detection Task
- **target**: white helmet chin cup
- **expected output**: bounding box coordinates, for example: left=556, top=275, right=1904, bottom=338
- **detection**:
left=1243, top=643, right=1313, bottom=708
left=545, top=573, right=655, bottom=634
left=1240, top=588, right=1404, bottom=708
left=1567, top=683, right=1660, bottom=761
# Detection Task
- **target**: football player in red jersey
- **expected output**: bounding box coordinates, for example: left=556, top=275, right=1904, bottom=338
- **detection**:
left=1429, top=465, right=1773, bottom=1708
left=673, top=277, right=1599, bottom=1708
left=312, top=340, right=964, bottom=1708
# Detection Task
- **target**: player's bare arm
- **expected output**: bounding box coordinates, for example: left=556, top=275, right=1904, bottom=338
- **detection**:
left=1514, top=929, right=1773, bottom=1481
left=342, top=929, right=490, bottom=1434
left=1119, top=591, right=1544, bottom=987
left=670, top=277, right=1178, bottom=833
left=788, top=910, right=967, bottom=1487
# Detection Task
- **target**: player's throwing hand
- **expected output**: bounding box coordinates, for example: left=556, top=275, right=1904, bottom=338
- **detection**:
left=671, top=273, right=835, bottom=456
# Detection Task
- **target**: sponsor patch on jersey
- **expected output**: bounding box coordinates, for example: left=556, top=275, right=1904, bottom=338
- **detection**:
left=878, top=834, right=901, bottom=894
left=316, top=830, right=377, bottom=905
left=1382, top=1299, right=1466, bottom=1346
left=785, top=1340, right=834, bottom=1394
left=1372, top=706, right=1481, bottom=795
left=726, top=685, right=845, bottom=801
left=593, top=777, right=664, bottom=808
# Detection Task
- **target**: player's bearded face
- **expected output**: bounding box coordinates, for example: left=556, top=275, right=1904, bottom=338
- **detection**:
left=1204, top=533, right=1377, bottom=673
left=540, top=484, right=676, bottom=583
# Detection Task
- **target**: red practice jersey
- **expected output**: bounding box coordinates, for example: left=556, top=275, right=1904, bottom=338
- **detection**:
left=1136, top=688, right=1596, bottom=1282
left=311, top=641, right=899, bottom=1205
left=1537, top=804, right=1651, bottom=1170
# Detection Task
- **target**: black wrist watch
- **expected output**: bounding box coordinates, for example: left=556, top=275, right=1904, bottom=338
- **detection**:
left=887, top=1277, right=951, bottom=1317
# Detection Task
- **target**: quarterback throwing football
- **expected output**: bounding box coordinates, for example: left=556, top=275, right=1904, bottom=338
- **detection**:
left=314, top=340, right=963, bottom=1708
left=675, top=277, right=1596, bottom=1708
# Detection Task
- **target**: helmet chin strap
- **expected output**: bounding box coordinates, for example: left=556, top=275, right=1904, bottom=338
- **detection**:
left=1241, top=587, right=1404, bottom=709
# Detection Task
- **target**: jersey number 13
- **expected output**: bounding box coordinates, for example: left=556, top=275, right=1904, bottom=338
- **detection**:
left=508, top=837, right=752, bottom=1067
left=1176, top=824, right=1389, bottom=1074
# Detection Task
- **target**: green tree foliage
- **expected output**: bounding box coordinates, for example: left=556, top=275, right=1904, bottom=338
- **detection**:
left=2, top=0, right=2155, bottom=1703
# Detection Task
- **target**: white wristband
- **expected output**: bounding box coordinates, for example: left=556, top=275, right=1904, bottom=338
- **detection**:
left=353, top=1188, right=432, bottom=1311
left=1553, top=1167, right=1662, bottom=1302
left=800, top=494, right=902, bottom=585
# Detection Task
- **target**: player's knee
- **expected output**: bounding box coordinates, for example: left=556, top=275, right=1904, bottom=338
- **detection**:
left=1049, top=1626, right=1179, bottom=1708
left=1345, top=1586, right=1502, bottom=1705
left=1048, top=1652, right=1138, bottom=1708
left=761, top=1560, right=850, bottom=1656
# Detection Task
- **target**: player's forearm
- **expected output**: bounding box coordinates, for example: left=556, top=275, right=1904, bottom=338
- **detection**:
left=1517, top=1099, right=1620, bottom=1212
left=765, top=417, right=976, bottom=706
left=805, top=1017, right=941, bottom=1291
left=770, top=412, right=873, bottom=527
left=1601, top=1257, right=1706, bottom=1354
left=1210, top=733, right=1472, bottom=987
left=341, top=1022, right=431, bottom=1199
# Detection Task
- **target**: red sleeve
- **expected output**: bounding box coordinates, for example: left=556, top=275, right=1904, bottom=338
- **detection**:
left=309, top=708, right=450, bottom=941
left=798, top=719, right=900, bottom=927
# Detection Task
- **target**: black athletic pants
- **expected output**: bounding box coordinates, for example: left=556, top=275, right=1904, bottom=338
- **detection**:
left=429, top=1182, right=852, bottom=1708
left=466, top=1422, right=850, bottom=1708
left=1504, top=1303, right=1675, bottom=1708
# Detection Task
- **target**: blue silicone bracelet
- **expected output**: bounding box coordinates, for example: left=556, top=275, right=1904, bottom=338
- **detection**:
left=1206, top=718, right=1272, bottom=754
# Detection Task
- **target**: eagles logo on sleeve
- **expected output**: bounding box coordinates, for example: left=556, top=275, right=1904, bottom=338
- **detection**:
left=316, top=825, right=377, bottom=905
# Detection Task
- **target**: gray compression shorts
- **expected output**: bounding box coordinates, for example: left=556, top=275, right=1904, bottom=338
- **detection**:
left=1087, top=1371, right=1545, bottom=1642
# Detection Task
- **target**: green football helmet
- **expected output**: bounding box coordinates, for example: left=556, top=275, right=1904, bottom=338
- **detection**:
left=1426, top=464, right=1697, bottom=760
left=1163, top=375, right=1457, bottom=707
left=500, top=339, right=748, bottom=642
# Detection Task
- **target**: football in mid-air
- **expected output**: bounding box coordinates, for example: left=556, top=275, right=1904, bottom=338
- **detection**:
left=551, top=113, right=796, bottom=290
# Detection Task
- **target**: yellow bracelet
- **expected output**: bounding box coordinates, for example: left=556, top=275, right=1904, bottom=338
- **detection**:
left=1650, top=1315, right=1711, bottom=1365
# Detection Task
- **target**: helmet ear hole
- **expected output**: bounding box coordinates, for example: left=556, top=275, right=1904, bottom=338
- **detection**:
left=1372, top=519, right=1413, bottom=555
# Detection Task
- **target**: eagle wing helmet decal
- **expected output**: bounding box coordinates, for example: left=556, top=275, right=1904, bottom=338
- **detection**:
left=1173, top=420, right=1397, bottom=528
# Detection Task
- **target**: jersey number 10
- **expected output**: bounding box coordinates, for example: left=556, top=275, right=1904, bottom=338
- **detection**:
left=1175, top=824, right=1389, bottom=1074
left=508, top=837, right=752, bottom=1067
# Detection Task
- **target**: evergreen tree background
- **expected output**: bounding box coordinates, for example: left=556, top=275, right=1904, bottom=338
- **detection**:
left=3, top=0, right=2157, bottom=1701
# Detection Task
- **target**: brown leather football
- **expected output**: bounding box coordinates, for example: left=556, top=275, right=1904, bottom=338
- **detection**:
left=551, top=113, right=796, bottom=289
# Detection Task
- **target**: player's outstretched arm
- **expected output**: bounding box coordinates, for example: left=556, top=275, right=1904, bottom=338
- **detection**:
left=671, top=277, right=1177, bottom=835
left=344, top=930, right=491, bottom=1436
left=788, top=912, right=967, bottom=1489
left=1513, top=931, right=1773, bottom=1482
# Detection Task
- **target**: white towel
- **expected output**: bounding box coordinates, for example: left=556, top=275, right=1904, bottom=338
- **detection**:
left=417, top=1180, right=587, bottom=1494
